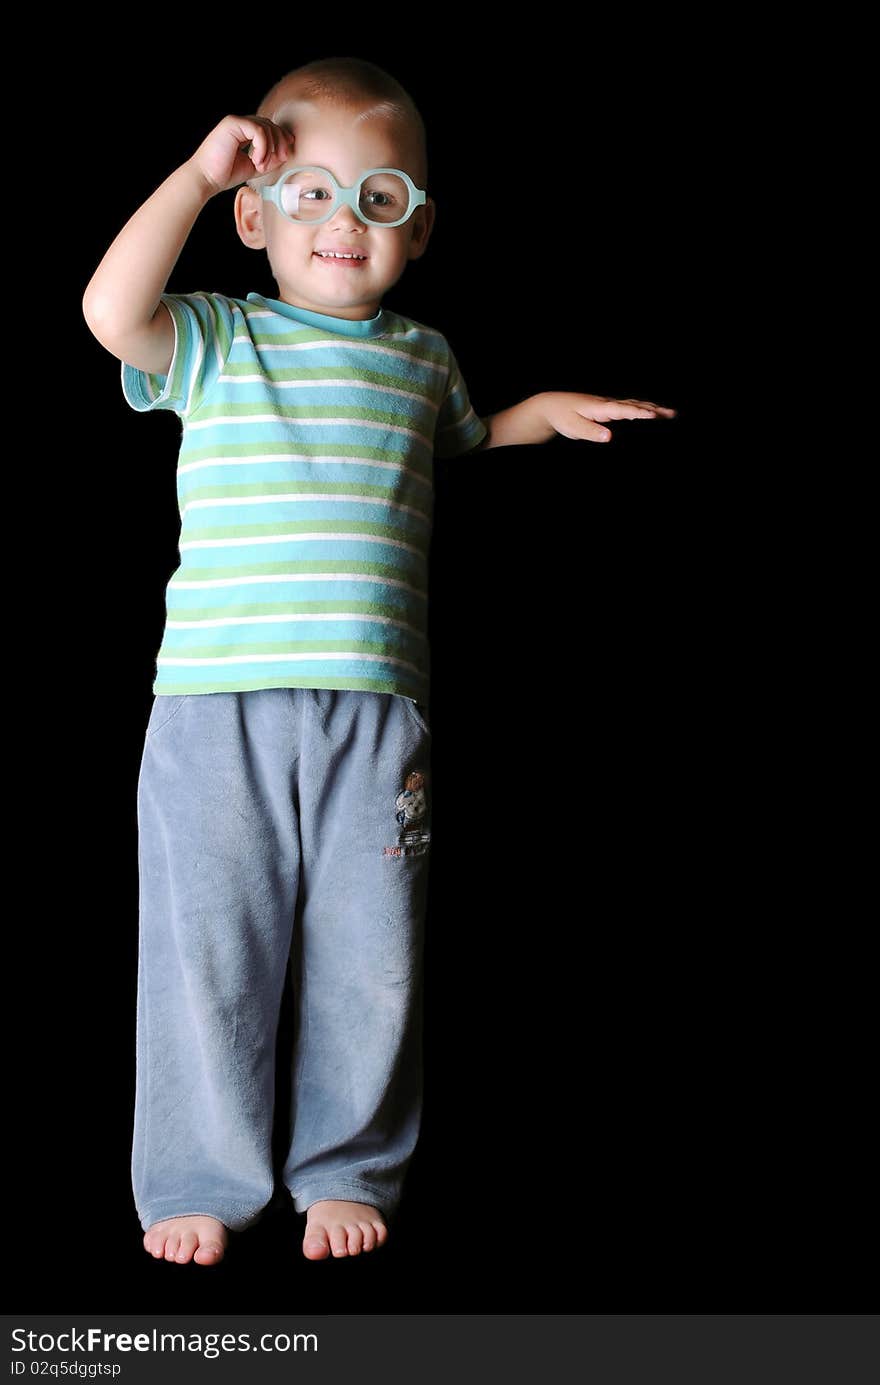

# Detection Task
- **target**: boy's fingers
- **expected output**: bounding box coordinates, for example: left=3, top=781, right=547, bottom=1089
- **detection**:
left=622, top=399, right=677, bottom=415
left=572, top=420, right=612, bottom=442
left=583, top=404, right=658, bottom=420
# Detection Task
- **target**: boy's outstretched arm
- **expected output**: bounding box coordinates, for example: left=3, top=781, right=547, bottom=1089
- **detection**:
left=471, top=391, right=677, bottom=450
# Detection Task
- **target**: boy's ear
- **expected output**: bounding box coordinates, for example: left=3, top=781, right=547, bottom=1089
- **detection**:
left=234, top=184, right=267, bottom=249
left=407, top=196, right=436, bottom=261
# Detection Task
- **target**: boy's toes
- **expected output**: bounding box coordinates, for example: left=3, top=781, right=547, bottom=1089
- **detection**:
left=358, top=1221, right=377, bottom=1252
left=143, top=1215, right=228, bottom=1266
left=193, top=1239, right=224, bottom=1265
left=329, top=1224, right=349, bottom=1257
left=303, top=1202, right=388, bottom=1259
left=176, top=1231, right=199, bottom=1263
left=303, top=1227, right=331, bottom=1260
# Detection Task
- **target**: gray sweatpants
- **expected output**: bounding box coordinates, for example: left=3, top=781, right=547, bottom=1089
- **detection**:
left=133, top=687, right=432, bottom=1232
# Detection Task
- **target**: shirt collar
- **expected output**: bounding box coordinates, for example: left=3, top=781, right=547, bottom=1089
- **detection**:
left=246, top=292, right=388, bottom=338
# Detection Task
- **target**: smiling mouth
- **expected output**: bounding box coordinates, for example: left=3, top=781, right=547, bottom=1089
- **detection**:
left=313, top=251, right=369, bottom=263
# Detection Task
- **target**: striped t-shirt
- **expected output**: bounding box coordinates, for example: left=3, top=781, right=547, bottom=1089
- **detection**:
left=121, top=290, right=487, bottom=700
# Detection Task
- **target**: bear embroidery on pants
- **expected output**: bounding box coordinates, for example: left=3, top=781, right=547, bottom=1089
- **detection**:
left=384, top=770, right=431, bottom=856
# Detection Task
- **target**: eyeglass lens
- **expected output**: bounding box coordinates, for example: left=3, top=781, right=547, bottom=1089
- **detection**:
left=278, top=170, right=411, bottom=224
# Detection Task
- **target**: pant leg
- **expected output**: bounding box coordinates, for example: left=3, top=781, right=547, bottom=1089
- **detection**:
left=283, top=690, right=432, bottom=1218
left=133, top=689, right=302, bottom=1232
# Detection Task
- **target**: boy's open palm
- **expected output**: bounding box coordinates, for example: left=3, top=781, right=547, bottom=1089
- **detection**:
left=188, top=115, right=293, bottom=195
left=539, top=391, right=677, bottom=443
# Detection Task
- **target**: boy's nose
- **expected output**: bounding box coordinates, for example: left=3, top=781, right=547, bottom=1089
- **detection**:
left=325, top=203, right=364, bottom=230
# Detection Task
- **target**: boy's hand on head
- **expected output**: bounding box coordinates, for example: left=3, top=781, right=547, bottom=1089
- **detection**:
left=186, top=114, right=293, bottom=196
left=537, top=391, right=677, bottom=444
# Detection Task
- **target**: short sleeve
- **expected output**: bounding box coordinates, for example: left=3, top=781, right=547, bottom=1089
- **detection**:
left=434, top=345, right=487, bottom=459
left=120, top=291, right=236, bottom=417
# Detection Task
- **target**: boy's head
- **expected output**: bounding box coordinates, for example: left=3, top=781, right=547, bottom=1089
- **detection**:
left=234, top=57, right=435, bottom=321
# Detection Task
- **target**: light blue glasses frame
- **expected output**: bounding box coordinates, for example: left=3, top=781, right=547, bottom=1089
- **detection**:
left=260, top=165, right=426, bottom=228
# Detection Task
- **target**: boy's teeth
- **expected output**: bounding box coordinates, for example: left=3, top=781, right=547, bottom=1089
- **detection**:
left=315, top=251, right=366, bottom=259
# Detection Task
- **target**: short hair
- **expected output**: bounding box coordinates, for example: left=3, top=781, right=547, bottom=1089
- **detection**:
left=250, top=56, right=428, bottom=189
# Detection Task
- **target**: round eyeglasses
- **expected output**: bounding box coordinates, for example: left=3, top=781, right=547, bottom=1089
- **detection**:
left=260, top=165, right=426, bottom=228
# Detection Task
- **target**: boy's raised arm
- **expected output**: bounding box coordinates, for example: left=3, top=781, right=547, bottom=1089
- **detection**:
left=82, top=162, right=216, bottom=374
left=81, top=113, right=291, bottom=374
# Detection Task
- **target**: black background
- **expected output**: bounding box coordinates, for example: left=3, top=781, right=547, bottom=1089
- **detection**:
left=14, top=23, right=869, bottom=1317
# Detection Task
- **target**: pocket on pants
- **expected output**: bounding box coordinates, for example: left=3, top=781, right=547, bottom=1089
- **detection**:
left=402, top=696, right=432, bottom=737
left=145, top=694, right=190, bottom=741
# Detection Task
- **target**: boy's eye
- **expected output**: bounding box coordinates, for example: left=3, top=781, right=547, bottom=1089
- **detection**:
left=278, top=170, right=410, bottom=224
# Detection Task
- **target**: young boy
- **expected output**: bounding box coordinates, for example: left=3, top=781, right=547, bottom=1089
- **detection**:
left=82, top=56, right=675, bottom=1267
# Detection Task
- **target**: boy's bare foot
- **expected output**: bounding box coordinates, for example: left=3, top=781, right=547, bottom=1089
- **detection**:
left=302, top=1200, right=388, bottom=1259
left=143, top=1214, right=228, bottom=1265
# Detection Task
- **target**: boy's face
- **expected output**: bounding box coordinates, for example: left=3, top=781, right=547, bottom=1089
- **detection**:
left=235, top=88, right=435, bottom=320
